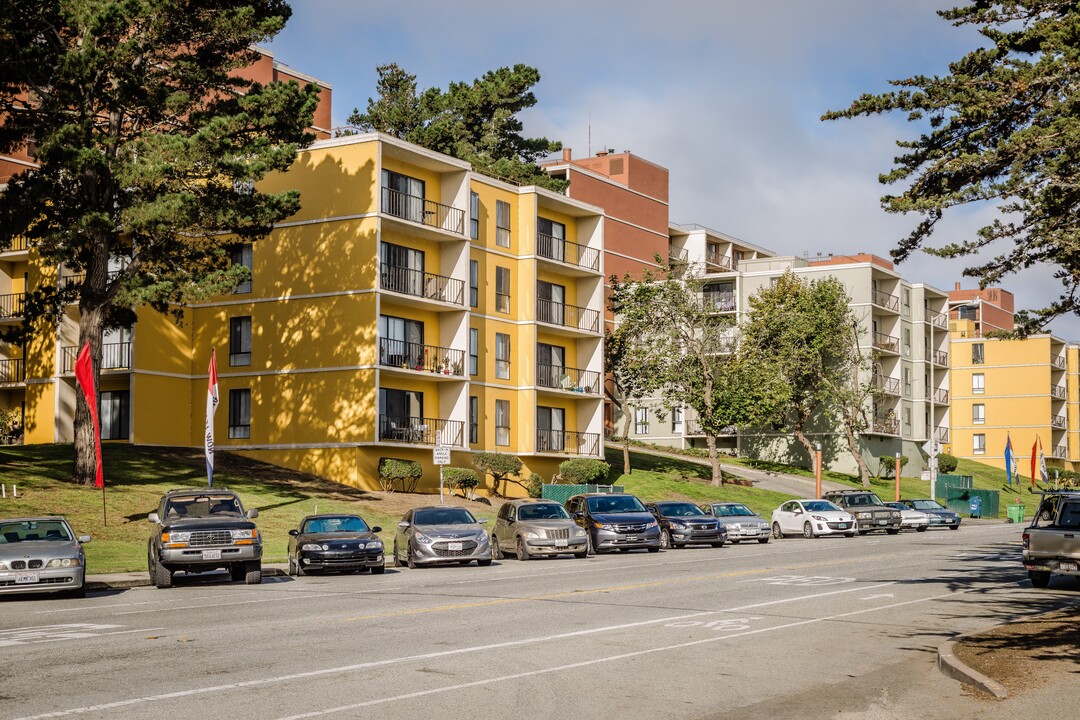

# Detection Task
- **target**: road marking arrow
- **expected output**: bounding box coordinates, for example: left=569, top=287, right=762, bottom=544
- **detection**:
left=860, top=593, right=895, bottom=600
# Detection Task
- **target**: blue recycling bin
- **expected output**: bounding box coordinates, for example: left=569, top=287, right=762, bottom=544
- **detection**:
left=969, top=496, right=983, bottom=518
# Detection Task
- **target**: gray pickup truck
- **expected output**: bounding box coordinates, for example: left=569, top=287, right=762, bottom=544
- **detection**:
left=1022, top=491, right=1080, bottom=589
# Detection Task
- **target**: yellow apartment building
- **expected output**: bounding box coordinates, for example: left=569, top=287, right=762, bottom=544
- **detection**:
left=1, top=133, right=606, bottom=494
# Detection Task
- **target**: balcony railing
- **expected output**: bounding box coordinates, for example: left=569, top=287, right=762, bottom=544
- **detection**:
left=1051, top=415, right=1067, bottom=429
left=378, top=415, right=464, bottom=446
left=871, top=416, right=899, bottom=435
left=872, top=289, right=900, bottom=312
left=537, top=364, right=601, bottom=394
left=0, top=358, right=24, bottom=384
left=535, top=429, right=601, bottom=456
left=1053, top=356, right=1066, bottom=369
left=669, top=248, right=688, bottom=264
left=931, top=350, right=949, bottom=366
left=1, top=237, right=28, bottom=253
left=933, top=388, right=949, bottom=404
left=61, top=342, right=131, bottom=373
left=536, top=298, right=600, bottom=334
left=872, top=376, right=900, bottom=395
left=379, top=263, right=464, bottom=306
left=705, top=249, right=733, bottom=271
left=703, top=290, right=736, bottom=312
left=927, top=310, right=948, bottom=329
left=0, top=292, right=26, bottom=318
left=685, top=422, right=736, bottom=436
left=872, top=332, right=899, bottom=354
left=537, top=233, right=600, bottom=272
left=1050, top=445, right=1068, bottom=458
left=380, top=187, right=465, bottom=235
left=379, top=339, right=465, bottom=376
left=935, top=427, right=950, bottom=443
left=1052, top=385, right=1066, bottom=399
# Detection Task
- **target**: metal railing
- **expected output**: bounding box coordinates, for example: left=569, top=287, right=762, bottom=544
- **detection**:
left=0, top=292, right=26, bottom=318
left=669, top=248, right=688, bottom=264
left=871, top=416, right=899, bottom=435
left=535, top=429, right=601, bottom=456
left=927, top=310, right=948, bottom=329
left=379, top=263, right=464, bottom=306
left=705, top=249, right=733, bottom=271
left=537, top=233, right=600, bottom=272
left=536, top=298, right=600, bottom=334
left=872, top=376, right=900, bottom=395
left=935, top=427, right=950, bottom=443
left=1051, top=415, right=1067, bottom=429
left=872, top=332, right=899, bottom=354
left=380, top=187, right=465, bottom=235
left=933, top=388, right=949, bottom=404
left=1053, top=356, right=1066, bottom=369
left=872, top=289, right=899, bottom=312
left=61, top=342, right=131, bottom=373
left=536, top=364, right=601, bottom=394
left=703, top=289, right=736, bottom=312
left=1051, top=445, right=1068, bottom=458
left=1052, top=385, right=1066, bottom=399
left=0, top=358, right=24, bottom=384
left=1, top=237, right=28, bottom=253
left=379, top=339, right=466, bottom=376
left=377, top=415, right=464, bottom=446
left=931, top=350, right=949, bottom=366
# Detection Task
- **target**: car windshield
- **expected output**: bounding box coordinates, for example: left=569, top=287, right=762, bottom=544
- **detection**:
left=910, top=500, right=946, bottom=511
left=165, top=495, right=244, bottom=518
left=884, top=503, right=907, bottom=511
left=303, top=516, right=369, bottom=534
left=413, top=508, right=476, bottom=526
left=843, top=493, right=884, bottom=506
left=714, top=504, right=754, bottom=517
left=518, top=504, right=570, bottom=521
left=657, top=503, right=705, bottom=517
left=802, top=501, right=841, bottom=513
left=586, top=496, right=646, bottom=513
left=0, top=521, right=73, bottom=543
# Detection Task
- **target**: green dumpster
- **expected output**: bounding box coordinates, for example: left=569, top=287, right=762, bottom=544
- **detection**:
left=1007, top=504, right=1025, bottom=524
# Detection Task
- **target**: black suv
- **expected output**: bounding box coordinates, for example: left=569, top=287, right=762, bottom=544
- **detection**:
left=822, top=490, right=902, bottom=535
left=565, top=493, right=661, bottom=554
left=645, top=501, right=727, bottom=549
left=147, top=488, right=262, bottom=588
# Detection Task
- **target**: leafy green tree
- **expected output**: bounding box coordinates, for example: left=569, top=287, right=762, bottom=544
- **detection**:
left=378, top=457, right=423, bottom=492
left=821, top=319, right=875, bottom=487
left=878, top=455, right=909, bottom=480
left=558, top=458, right=611, bottom=485
left=349, top=63, right=566, bottom=191
left=473, top=451, right=522, bottom=497
left=442, top=467, right=479, bottom=496
left=937, top=453, right=959, bottom=474
left=823, top=1, right=1080, bottom=332
left=0, top=0, right=320, bottom=484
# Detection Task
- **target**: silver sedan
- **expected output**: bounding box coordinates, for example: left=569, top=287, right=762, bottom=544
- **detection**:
left=392, top=506, right=492, bottom=568
left=700, top=502, right=771, bottom=544
left=0, top=517, right=91, bottom=598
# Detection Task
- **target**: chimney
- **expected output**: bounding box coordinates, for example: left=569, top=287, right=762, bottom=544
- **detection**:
left=954, top=282, right=961, bottom=291
left=562, top=148, right=572, bottom=162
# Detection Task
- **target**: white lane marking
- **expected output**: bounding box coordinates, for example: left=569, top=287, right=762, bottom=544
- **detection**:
left=33, top=591, right=257, bottom=614
left=10, top=581, right=893, bottom=720
left=861, top=593, right=895, bottom=600
left=112, top=592, right=344, bottom=616
left=664, top=617, right=762, bottom=631
left=0, top=625, right=163, bottom=647
left=738, top=575, right=855, bottom=586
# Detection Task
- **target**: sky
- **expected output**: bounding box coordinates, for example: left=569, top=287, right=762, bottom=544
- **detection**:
left=267, top=0, right=1074, bottom=339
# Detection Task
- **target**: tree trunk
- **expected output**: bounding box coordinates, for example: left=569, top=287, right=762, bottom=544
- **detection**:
left=621, top=408, right=632, bottom=475
left=793, top=428, right=817, bottom=474
left=72, top=238, right=110, bottom=486
left=843, top=424, right=872, bottom=488
left=706, top=433, right=724, bottom=486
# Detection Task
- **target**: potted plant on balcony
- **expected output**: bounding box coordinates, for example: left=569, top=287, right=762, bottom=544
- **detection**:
left=451, top=359, right=463, bottom=376
left=441, top=358, right=452, bottom=375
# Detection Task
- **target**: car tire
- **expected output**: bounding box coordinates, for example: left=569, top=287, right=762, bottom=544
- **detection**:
left=244, top=561, right=262, bottom=585
left=516, top=537, right=531, bottom=561
left=803, top=522, right=815, bottom=539
left=886, top=528, right=900, bottom=535
left=392, top=542, right=403, bottom=568
left=1040, top=509, right=1052, bottom=522
left=949, top=525, right=960, bottom=530
left=230, top=564, right=246, bottom=582
left=574, top=549, right=588, bottom=559
left=70, top=573, right=87, bottom=599
left=858, top=530, right=869, bottom=536
left=288, top=556, right=297, bottom=576
left=406, top=548, right=417, bottom=570
left=730, top=540, right=740, bottom=545
left=585, top=533, right=595, bottom=556
left=916, top=526, right=928, bottom=532
left=491, top=537, right=504, bottom=560
left=659, top=530, right=672, bottom=549
left=153, top=558, right=173, bottom=589
left=477, top=558, right=492, bottom=567
left=1028, top=570, right=1051, bottom=588
left=646, top=545, right=660, bottom=553
left=711, top=542, right=725, bottom=548
left=371, top=564, right=385, bottom=575
left=844, top=532, right=856, bottom=538
left=757, top=538, right=769, bottom=544
left=772, top=522, right=784, bottom=539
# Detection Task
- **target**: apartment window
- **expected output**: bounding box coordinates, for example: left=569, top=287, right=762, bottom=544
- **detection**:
left=672, top=407, right=684, bottom=433
left=231, top=244, right=252, bottom=294
left=100, top=390, right=129, bottom=440
left=537, top=217, right=566, bottom=262
left=381, top=169, right=425, bottom=223
left=469, top=260, right=479, bottom=308
left=469, top=396, right=478, bottom=444
left=495, top=266, right=510, bottom=313
left=228, top=389, right=251, bottom=439
left=902, top=328, right=911, bottom=357
left=972, top=343, right=985, bottom=365
left=379, top=315, right=424, bottom=368
left=496, top=200, right=510, bottom=247
left=973, top=433, right=986, bottom=455
left=972, top=373, right=985, bottom=394
left=537, top=280, right=566, bottom=325
left=495, top=333, right=510, bottom=379
left=903, top=407, right=912, bottom=435
left=903, top=368, right=911, bottom=397
left=469, top=328, right=478, bottom=376
left=495, top=399, right=510, bottom=446
left=902, top=288, right=910, bottom=312
left=634, top=407, right=649, bottom=435
left=973, top=403, right=985, bottom=425
left=537, top=406, right=565, bottom=451
left=470, top=191, right=479, bottom=240
left=229, top=316, right=252, bottom=367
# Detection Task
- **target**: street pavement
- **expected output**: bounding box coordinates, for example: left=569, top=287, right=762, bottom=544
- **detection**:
left=2, top=522, right=1077, bottom=720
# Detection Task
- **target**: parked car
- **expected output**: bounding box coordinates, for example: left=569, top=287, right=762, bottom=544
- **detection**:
left=700, top=502, right=771, bottom=544
left=492, top=499, right=588, bottom=560
left=884, top=502, right=929, bottom=532
left=392, top=506, right=492, bottom=568
left=771, top=499, right=856, bottom=539
left=288, top=514, right=385, bottom=576
left=898, top=498, right=962, bottom=530
left=645, top=501, right=726, bottom=549
left=822, top=490, right=902, bottom=535
left=0, top=517, right=91, bottom=598
left=565, top=493, right=661, bottom=554
left=147, top=489, right=262, bottom=588
left=1023, top=491, right=1080, bottom=588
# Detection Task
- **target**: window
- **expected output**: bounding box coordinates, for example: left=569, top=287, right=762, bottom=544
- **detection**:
left=469, top=396, right=478, bottom=444
left=972, top=373, right=985, bottom=394
left=902, top=328, right=911, bottom=357
left=903, top=407, right=912, bottom=435
left=972, top=343, right=985, bottom=365
left=634, top=407, right=649, bottom=434
left=537, top=217, right=566, bottom=261
left=496, top=200, right=510, bottom=247
left=973, top=433, right=986, bottom=455
left=903, top=368, right=911, bottom=396
left=229, top=316, right=252, bottom=367
left=972, top=403, right=985, bottom=425
left=537, top=280, right=565, bottom=325
left=469, top=260, right=479, bottom=307
left=228, top=389, right=251, bottom=439
left=537, top=343, right=565, bottom=388
left=495, top=266, right=510, bottom=312
left=495, top=333, right=510, bottom=379
left=469, top=328, right=478, bottom=376
left=379, top=315, right=424, bottom=368
left=470, top=191, right=479, bottom=240
left=381, top=169, right=425, bottom=223
left=902, top=288, right=910, bottom=312
left=672, top=407, right=684, bottom=433
left=100, top=390, right=129, bottom=440
left=231, top=244, right=253, bottom=294
left=379, top=388, right=424, bottom=441
left=381, top=242, right=424, bottom=296
left=537, top=406, right=565, bottom=451
left=495, top=399, right=510, bottom=446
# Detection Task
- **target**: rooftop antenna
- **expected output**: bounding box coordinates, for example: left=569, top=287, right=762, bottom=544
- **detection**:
left=587, top=110, right=591, bottom=157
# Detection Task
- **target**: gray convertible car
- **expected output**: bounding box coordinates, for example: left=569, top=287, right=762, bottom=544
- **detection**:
left=0, top=517, right=91, bottom=598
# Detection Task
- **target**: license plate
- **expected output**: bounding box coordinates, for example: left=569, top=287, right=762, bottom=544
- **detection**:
left=877, top=520, right=888, bottom=525
left=554, top=538, right=568, bottom=547
left=447, top=542, right=463, bottom=551
left=624, top=536, right=639, bottom=542
left=837, top=523, right=848, bottom=529
left=202, top=550, right=222, bottom=560
left=1060, top=562, right=1078, bottom=573
left=16, top=573, right=39, bottom=584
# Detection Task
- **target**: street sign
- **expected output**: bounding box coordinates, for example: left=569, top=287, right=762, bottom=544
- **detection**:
left=922, top=439, right=940, bottom=457
left=433, top=446, right=451, bottom=465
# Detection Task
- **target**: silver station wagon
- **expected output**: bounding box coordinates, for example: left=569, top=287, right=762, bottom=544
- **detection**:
left=0, top=517, right=91, bottom=598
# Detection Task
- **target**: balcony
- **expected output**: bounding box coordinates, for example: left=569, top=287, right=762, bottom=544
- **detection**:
left=378, top=339, right=465, bottom=377
left=872, top=289, right=900, bottom=313
left=872, top=375, right=900, bottom=396
left=685, top=422, right=736, bottom=437
left=1051, top=415, right=1067, bottom=429
left=935, top=427, right=950, bottom=443
left=537, top=234, right=600, bottom=274
left=704, top=249, right=733, bottom=272
left=1, top=236, right=28, bottom=253
left=0, top=358, right=24, bottom=384
left=536, top=299, right=600, bottom=335
left=669, top=248, right=688, bottom=264
left=931, top=350, right=948, bottom=366
left=1051, top=385, right=1066, bottom=400
left=703, top=290, right=736, bottom=313
left=1052, top=356, right=1066, bottom=370
left=870, top=416, right=899, bottom=435
left=379, top=264, right=464, bottom=307
left=932, top=388, right=949, bottom=404
left=872, top=332, right=900, bottom=354
left=378, top=415, right=464, bottom=447
left=537, top=364, right=601, bottom=394
left=380, top=187, right=465, bottom=236
left=61, top=342, right=131, bottom=374
left=1050, top=445, right=1068, bottom=459
left=0, top=292, right=26, bottom=320
left=535, top=429, right=601, bottom=456
left=926, top=310, right=948, bottom=329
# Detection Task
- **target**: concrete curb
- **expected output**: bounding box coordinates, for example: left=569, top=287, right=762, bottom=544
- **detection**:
left=86, top=566, right=286, bottom=591
left=937, top=635, right=1009, bottom=700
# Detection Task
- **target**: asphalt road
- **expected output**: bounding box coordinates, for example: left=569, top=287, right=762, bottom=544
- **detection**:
left=2, top=523, right=1077, bottom=720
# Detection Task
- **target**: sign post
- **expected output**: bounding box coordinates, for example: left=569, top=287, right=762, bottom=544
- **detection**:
left=433, top=445, right=451, bottom=503
left=894, top=452, right=901, bottom=502
left=922, top=439, right=940, bottom=502
left=814, top=442, right=822, bottom=499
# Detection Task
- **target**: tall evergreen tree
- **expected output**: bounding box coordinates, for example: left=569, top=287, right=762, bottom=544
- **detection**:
left=0, top=1, right=321, bottom=484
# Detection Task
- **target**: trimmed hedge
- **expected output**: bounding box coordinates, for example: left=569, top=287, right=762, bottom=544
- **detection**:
left=559, top=458, right=611, bottom=485
left=443, top=467, right=479, bottom=491
left=937, top=453, right=958, bottom=474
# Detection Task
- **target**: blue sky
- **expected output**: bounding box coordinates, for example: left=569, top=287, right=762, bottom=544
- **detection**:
left=267, top=0, right=1072, bottom=338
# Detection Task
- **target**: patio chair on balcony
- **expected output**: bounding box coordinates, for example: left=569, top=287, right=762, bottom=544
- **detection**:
left=559, top=373, right=574, bottom=391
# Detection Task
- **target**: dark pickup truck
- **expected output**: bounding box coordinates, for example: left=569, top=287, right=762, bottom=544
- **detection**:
left=1023, top=491, right=1080, bottom=589
left=147, top=488, right=262, bottom=588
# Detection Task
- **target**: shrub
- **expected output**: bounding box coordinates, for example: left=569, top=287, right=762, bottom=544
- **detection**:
left=473, top=451, right=523, bottom=496
left=558, top=458, right=611, bottom=485
left=378, top=457, right=422, bottom=492
left=526, top=472, right=544, bottom=498
left=442, top=467, right=479, bottom=495
left=877, top=455, right=909, bottom=479
left=937, top=453, right=958, bottom=474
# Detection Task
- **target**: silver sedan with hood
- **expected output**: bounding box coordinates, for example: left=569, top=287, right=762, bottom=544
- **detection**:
left=700, top=502, right=771, bottom=544
left=393, top=506, right=492, bottom=568
left=0, top=517, right=91, bottom=598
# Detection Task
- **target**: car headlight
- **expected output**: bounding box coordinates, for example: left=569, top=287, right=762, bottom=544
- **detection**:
left=811, top=515, right=828, bottom=521
left=728, top=523, right=741, bottom=530
left=165, top=531, right=191, bottom=542
left=855, top=512, right=871, bottom=519
left=670, top=521, right=688, bottom=530
left=891, top=512, right=901, bottom=519
left=478, top=531, right=488, bottom=543
left=46, top=558, right=82, bottom=568
left=0, top=561, right=6, bottom=570
left=414, top=533, right=433, bottom=544
left=301, top=543, right=327, bottom=551
left=522, top=530, right=541, bottom=539
left=230, top=529, right=254, bottom=539
left=594, top=522, right=615, bottom=531
left=645, top=520, right=658, bottom=529
left=366, top=540, right=383, bottom=550
left=573, top=527, right=587, bottom=537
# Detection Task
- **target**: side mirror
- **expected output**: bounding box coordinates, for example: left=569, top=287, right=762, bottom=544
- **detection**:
left=147, top=512, right=160, bottom=524
left=288, top=529, right=298, bottom=536
left=371, top=526, right=382, bottom=533
left=397, top=521, right=410, bottom=529
left=477, top=518, right=488, bottom=524
left=246, top=509, right=259, bottom=519
left=78, top=535, right=92, bottom=544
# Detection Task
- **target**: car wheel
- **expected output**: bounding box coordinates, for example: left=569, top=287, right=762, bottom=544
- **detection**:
left=711, top=542, right=725, bottom=548
left=1040, top=509, right=1052, bottom=522
left=730, top=540, right=740, bottom=545
left=574, top=548, right=588, bottom=559
left=772, top=522, right=784, bottom=539
left=803, top=522, right=815, bottom=539
left=886, top=528, right=900, bottom=535
left=646, top=545, right=660, bottom=553
left=458, top=560, right=472, bottom=566
left=70, top=571, right=87, bottom=599
left=1028, top=570, right=1051, bottom=588
left=153, top=558, right=173, bottom=589
left=949, top=525, right=960, bottom=530
left=477, top=558, right=492, bottom=567
left=230, top=564, right=246, bottom=582
left=406, top=547, right=417, bottom=570
left=371, top=564, right=385, bottom=575
left=516, top=537, right=531, bottom=561
left=392, top=542, right=403, bottom=568
left=916, top=526, right=928, bottom=532
left=845, top=532, right=856, bottom=538
left=585, top=532, right=595, bottom=556
left=287, top=556, right=297, bottom=576
left=659, top=529, right=672, bottom=550
left=858, top=530, right=869, bottom=536
left=757, top=537, right=769, bottom=544
left=491, top=536, right=504, bottom=560
left=244, top=561, right=262, bottom=585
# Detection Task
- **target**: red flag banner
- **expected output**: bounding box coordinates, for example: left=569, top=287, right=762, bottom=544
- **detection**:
left=1030, top=438, right=1038, bottom=489
left=73, top=341, right=104, bottom=489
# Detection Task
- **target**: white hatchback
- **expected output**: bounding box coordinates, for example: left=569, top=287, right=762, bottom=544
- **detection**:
left=771, top=499, right=856, bottom=539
